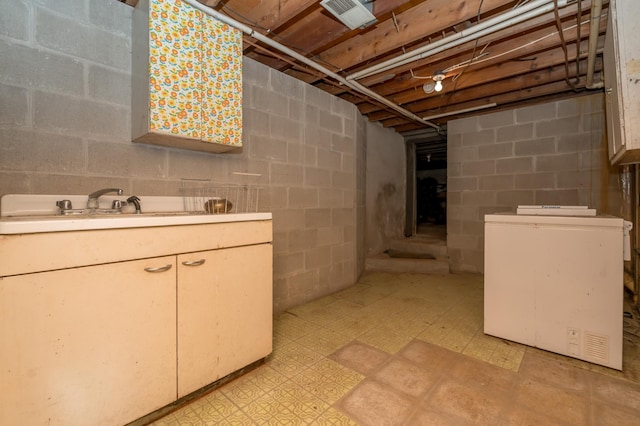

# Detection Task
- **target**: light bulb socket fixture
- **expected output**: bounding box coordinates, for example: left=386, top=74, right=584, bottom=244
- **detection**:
left=433, top=71, right=445, bottom=92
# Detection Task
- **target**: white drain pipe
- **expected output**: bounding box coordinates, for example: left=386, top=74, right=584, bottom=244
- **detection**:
left=347, top=0, right=570, bottom=81
left=182, top=0, right=442, bottom=130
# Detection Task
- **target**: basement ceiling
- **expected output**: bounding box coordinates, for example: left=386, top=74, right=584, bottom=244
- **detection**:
left=122, top=0, right=608, bottom=166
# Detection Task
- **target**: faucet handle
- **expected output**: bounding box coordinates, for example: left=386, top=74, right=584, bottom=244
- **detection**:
left=56, top=199, right=73, bottom=211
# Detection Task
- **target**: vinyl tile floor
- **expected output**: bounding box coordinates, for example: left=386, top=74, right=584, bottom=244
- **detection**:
left=151, top=272, right=640, bottom=425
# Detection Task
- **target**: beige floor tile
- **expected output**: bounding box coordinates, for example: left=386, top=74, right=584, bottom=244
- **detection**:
left=150, top=271, right=640, bottom=426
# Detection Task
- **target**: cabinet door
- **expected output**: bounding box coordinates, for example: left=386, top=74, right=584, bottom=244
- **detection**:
left=201, top=15, right=243, bottom=146
left=0, top=257, right=177, bottom=426
left=604, top=0, right=625, bottom=162
left=177, top=244, right=272, bottom=398
left=147, top=0, right=203, bottom=140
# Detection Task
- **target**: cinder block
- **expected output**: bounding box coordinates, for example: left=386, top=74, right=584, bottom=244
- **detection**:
left=479, top=109, right=515, bottom=129
left=0, top=40, right=84, bottom=96
left=479, top=142, right=513, bottom=160
left=331, top=133, right=355, bottom=154
left=271, top=115, right=301, bottom=141
left=558, top=94, right=604, bottom=117
left=88, top=65, right=130, bottom=105
left=251, top=85, right=288, bottom=117
left=332, top=95, right=355, bottom=117
left=331, top=207, right=353, bottom=226
left=287, top=142, right=303, bottom=164
left=34, top=90, right=129, bottom=139
left=317, top=226, right=342, bottom=246
left=249, top=136, right=287, bottom=161
left=288, top=187, right=318, bottom=209
left=0, top=128, right=84, bottom=172
left=496, top=157, right=533, bottom=174
left=581, top=112, right=605, bottom=133
left=31, top=174, right=130, bottom=195
left=304, top=145, right=317, bottom=166
left=319, top=110, right=343, bottom=132
left=87, top=140, right=167, bottom=178
left=331, top=170, right=353, bottom=190
left=305, top=125, right=331, bottom=148
left=273, top=251, right=305, bottom=276
left=304, top=167, right=330, bottom=187
left=496, top=190, right=535, bottom=206
left=1, top=0, right=29, bottom=40
left=342, top=153, right=355, bottom=173
left=0, top=171, right=31, bottom=194
left=447, top=234, right=479, bottom=250
left=33, top=0, right=88, bottom=21
left=461, top=190, right=497, bottom=206
left=304, top=83, right=332, bottom=111
left=318, top=187, right=344, bottom=208
left=449, top=146, right=479, bottom=162
left=243, top=57, right=269, bottom=88
left=447, top=116, right=479, bottom=135
left=270, top=163, right=303, bottom=185
left=535, top=116, right=580, bottom=137
left=479, top=175, right=514, bottom=190
left=497, top=123, right=534, bottom=142
left=89, top=0, right=131, bottom=36
left=535, top=153, right=580, bottom=172
left=289, top=99, right=303, bottom=121
left=305, top=208, right=332, bottom=229
left=461, top=159, right=495, bottom=176
left=578, top=150, right=602, bottom=170
left=344, top=117, right=355, bottom=138
left=243, top=107, right=270, bottom=136
left=514, top=137, right=555, bottom=156
left=516, top=102, right=557, bottom=123
left=270, top=68, right=304, bottom=99
left=448, top=176, right=478, bottom=191
left=514, top=172, right=555, bottom=189
left=462, top=129, right=496, bottom=146
left=288, top=228, right=319, bottom=251
left=36, top=9, right=130, bottom=71
left=448, top=204, right=479, bottom=221
left=272, top=208, right=305, bottom=231
left=0, top=83, right=28, bottom=126
left=305, top=246, right=332, bottom=269
left=556, top=170, right=593, bottom=189
left=317, top=148, right=342, bottom=170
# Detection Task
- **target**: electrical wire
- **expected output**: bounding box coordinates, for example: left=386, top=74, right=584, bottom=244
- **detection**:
left=553, top=0, right=579, bottom=91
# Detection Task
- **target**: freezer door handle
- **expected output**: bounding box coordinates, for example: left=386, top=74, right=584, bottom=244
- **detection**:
left=623, top=220, right=633, bottom=261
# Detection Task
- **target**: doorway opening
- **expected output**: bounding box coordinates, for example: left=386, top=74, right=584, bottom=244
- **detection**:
left=405, top=129, right=447, bottom=240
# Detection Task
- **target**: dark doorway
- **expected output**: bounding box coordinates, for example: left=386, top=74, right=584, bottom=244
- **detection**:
left=405, top=129, right=447, bottom=239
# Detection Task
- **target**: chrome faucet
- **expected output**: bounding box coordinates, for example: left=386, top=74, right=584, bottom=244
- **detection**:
left=87, top=188, right=123, bottom=209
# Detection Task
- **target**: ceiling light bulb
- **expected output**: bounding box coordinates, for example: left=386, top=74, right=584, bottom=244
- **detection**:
left=434, top=80, right=443, bottom=92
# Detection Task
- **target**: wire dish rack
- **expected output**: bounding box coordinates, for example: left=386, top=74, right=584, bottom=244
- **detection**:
left=180, top=181, right=261, bottom=214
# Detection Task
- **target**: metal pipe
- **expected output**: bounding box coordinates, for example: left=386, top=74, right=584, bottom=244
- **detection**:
left=347, top=0, right=569, bottom=81
left=586, top=0, right=604, bottom=88
left=182, top=0, right=441, bottom=130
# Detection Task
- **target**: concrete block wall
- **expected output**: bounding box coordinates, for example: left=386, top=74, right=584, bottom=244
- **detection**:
left=447, top=94, right=622, bottom=273
left=0, top=0, right=370, bottom=312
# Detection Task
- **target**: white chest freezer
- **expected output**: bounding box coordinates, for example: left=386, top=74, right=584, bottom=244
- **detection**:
left=484, top=213, right=628, bottom=370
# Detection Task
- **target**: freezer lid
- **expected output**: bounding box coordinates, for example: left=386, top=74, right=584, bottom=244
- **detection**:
left=485, top=213, right=625, bottom=228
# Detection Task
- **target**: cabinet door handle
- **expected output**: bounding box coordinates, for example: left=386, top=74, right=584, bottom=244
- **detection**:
left=144, top=264, right=173, bottom=273
left=181, top=259, right=206, bottom=267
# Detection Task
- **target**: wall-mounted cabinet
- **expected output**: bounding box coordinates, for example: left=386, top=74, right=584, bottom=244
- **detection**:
left=132, top=0, right=243, bottom=153
left=604, top=0, right=640, bottom=164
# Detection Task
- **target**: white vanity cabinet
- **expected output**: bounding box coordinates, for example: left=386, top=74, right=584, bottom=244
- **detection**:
left=0, top=219, right=272, bottom=426
left=604, top=0, right=640, bottom=164
left=0, top=257, right=177, bottom=426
